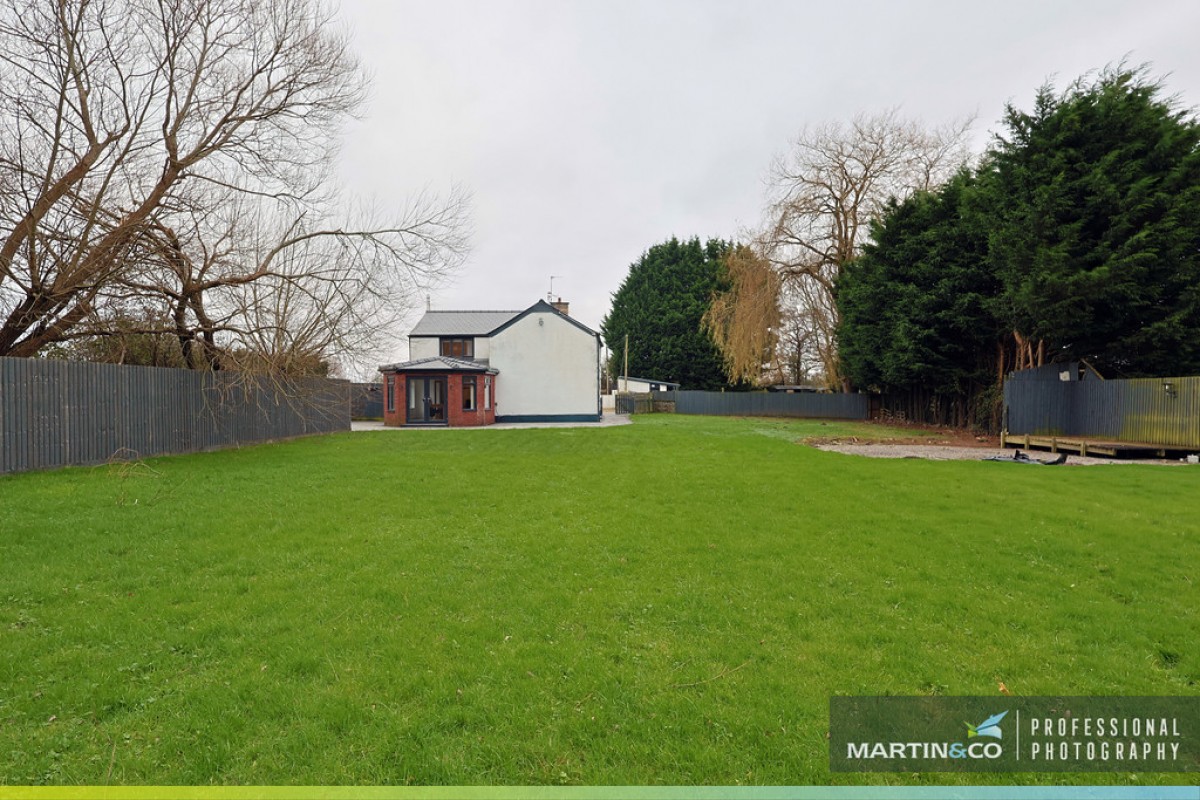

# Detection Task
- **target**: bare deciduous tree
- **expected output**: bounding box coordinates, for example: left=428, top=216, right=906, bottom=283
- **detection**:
left=762, top=110, right=973, bottom=389
left=0, top=0, right=466, bottom=373
left=767, top=293, right=820, bottom=386
left=99, top=181, right=468, bottom=374
left=194, top=187, right=469, bottom=375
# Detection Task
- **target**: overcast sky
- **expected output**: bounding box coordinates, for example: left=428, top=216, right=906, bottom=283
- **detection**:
left=332, top=0, right=1200, bottom=362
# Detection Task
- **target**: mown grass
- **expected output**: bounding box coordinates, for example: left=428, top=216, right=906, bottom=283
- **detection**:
left=0, top=415, right=1196, bottom=786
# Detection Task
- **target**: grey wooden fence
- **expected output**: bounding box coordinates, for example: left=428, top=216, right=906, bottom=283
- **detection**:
left=351, top=382, right=383, bottom=419
left=0, top=357, right=350, bottom=475
left=1004, top=365, right=1200, bottom=449
left=614, top=392, right=654, bottom=414
left=653, top=390, right=869, bottom=419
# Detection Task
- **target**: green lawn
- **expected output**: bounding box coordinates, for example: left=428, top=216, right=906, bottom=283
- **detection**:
left=1, top=415, right=1196, bottom=786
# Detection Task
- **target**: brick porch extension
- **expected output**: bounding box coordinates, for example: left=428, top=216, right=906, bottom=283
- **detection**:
left=380, top=359, right=497, bottom=427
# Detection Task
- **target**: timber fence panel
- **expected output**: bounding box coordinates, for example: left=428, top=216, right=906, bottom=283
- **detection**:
left=1003, top=378, right=1074, bottom=436
left=1, top=358, right=21, bottom=472
left=350, top=383, right=383, bottom=420
left=664, top=390, right=868, bottom=419
left=0, top=358, right=350, bottom=475
left=614, top=392, right=654, bottom=414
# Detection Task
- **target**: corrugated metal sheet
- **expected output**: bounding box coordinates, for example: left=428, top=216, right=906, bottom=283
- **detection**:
left=1004, top=369, right=1200, bottom=449
left=0, top=358, right=350, bottom=475
left=1114, top=376, right=1200, bottom=447
left=1004, top=378, right=1074, bottom=436
left=660, top=390, right=868, bottom=420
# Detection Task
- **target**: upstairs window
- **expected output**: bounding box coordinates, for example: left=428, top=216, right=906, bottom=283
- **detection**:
left=440, top=337, right=474, bottom=358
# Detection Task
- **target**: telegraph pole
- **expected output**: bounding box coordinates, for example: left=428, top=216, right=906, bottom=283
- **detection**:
left=623, top=333, right=629, bottom=393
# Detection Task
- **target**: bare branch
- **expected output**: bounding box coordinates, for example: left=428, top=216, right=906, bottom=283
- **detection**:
left=759, top=110, right=975, bottom=388
left=1, top=0, right=468, bottom=375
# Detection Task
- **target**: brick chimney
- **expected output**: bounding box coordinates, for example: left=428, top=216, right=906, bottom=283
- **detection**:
left=551, top=298, right=569, bottom=316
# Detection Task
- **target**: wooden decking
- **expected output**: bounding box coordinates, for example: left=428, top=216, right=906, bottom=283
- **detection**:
left=1000, top=431, right=1193, bottom=459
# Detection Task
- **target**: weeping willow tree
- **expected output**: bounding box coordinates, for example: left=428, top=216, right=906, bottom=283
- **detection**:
left=702, top=245, right=782, bottom=386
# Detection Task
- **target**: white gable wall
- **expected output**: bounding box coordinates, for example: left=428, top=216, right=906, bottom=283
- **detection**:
left=474, top=337, right=491, bottom=361
left=489, top=311, right=599, bottom=420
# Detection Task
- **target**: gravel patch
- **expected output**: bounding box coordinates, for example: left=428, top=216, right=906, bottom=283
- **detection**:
left=810, top=441, right=1188, bottom=466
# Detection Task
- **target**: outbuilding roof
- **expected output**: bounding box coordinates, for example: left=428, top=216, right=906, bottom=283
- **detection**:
left=409, top=310, right=522, bottom=337
left=622, top=376, right=681, bottom=388
left=378, top=356, right=499, bottom=374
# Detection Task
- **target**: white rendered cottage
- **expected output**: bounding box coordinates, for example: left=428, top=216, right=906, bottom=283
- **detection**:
left=379, top=299, right=602, bottom=426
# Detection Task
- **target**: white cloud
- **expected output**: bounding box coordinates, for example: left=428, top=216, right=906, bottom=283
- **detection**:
left=332, top=0, right=1200, bottom=361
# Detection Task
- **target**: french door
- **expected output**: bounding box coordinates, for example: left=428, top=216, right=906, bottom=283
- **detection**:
left=406, top=376, right=447, bottom=424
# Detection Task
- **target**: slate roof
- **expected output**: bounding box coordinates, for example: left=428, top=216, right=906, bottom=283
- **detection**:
left=409, top=310, right=522, bottom=337
left=378, top=356, right=499, bottom=373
